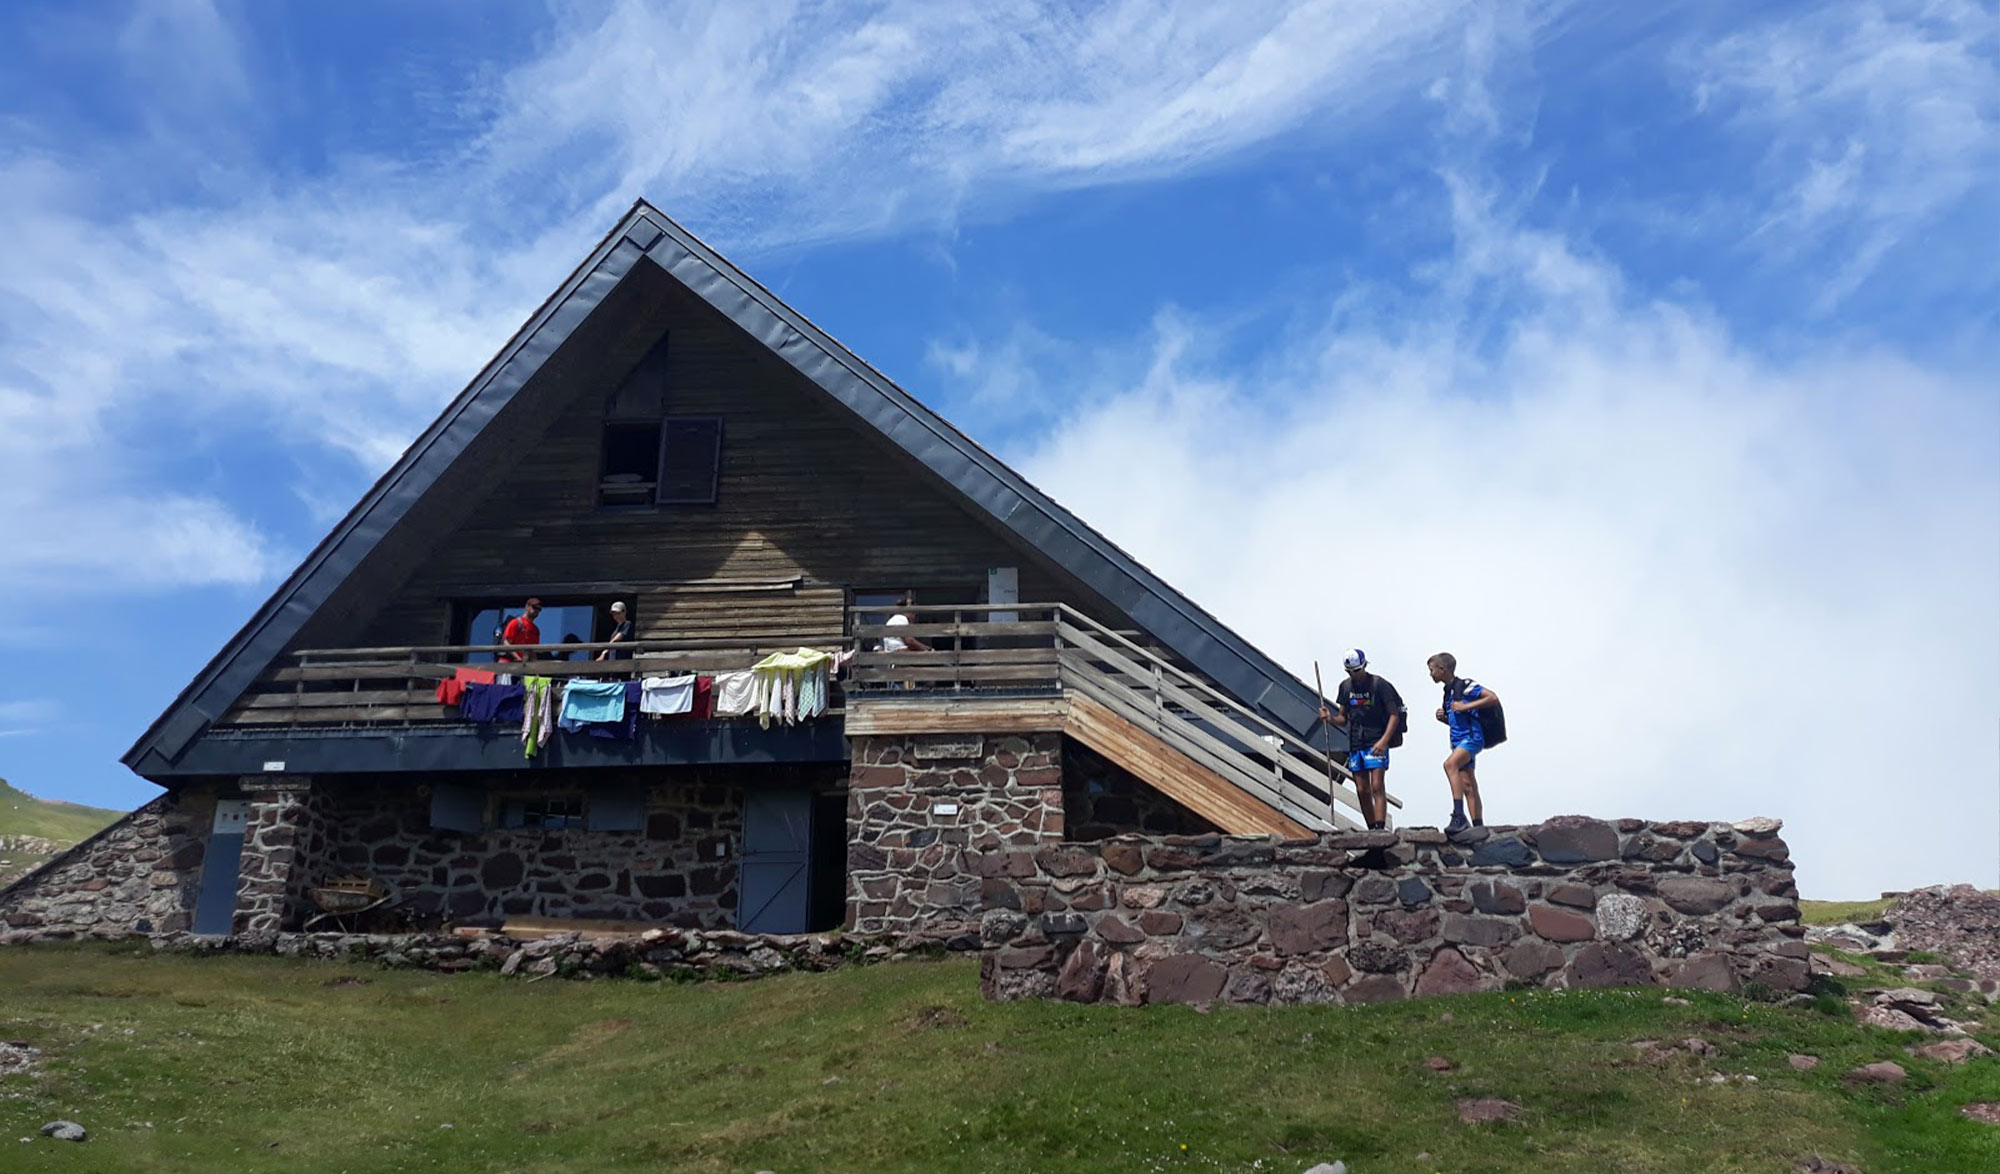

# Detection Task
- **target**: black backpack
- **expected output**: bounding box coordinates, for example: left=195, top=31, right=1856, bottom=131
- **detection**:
left=1447, top=679, right=1507, bottom=748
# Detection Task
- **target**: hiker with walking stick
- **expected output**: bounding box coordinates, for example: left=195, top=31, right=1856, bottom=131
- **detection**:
left=1318, top=649, right=1404, bottom=831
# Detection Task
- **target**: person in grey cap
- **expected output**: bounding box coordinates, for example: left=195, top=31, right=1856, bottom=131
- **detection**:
left=1318, top=648, right=1404, bottom=830
left=596, top=600, right=634, bottom=661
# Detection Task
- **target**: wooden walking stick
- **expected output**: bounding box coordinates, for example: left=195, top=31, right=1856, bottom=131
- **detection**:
left=1314, top=661, right=1341, bottom=825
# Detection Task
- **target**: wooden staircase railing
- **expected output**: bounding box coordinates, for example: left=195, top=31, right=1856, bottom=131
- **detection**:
left=848, top=603, right=1390, bottom=830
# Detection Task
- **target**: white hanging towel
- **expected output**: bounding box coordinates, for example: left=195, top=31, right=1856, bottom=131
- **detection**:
left=712, top=669, right=758, bottom=717
left=639, top=675, right=695, bottom=715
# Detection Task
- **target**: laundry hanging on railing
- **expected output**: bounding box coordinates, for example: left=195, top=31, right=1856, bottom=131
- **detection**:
left=640, top=674, right=695, bottom=715
left=558, top=679, right=627, bottom=731
left=711, top=669, right=758, bottom=717
left=750, top=648, right=836, bottom=727
left=460, top=682, right=525, bottom=724
left=435, top=665, right=496, bottom=706
left=582, top=681, right=641, bottom=741
left=521, top=677, right=556, bottom=758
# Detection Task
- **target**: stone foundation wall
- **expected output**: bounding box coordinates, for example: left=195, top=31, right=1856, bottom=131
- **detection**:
left=1061, top=739, right=1216, bottom=841
left=235, top=780, right=333, bottom=935
left=0, top=791, right=212, bottom=939
left=316, top=774, right=749, bottom=929
left=978, top=816, right=1806, bottom=1005
left=847, top=732, right=1063, bottom=938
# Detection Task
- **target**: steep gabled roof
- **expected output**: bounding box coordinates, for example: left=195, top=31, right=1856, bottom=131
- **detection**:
left=124, top=201, right=1327, bottom=774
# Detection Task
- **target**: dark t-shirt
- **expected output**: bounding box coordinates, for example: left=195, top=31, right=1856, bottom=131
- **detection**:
left=606, top=619, right=634, bottom=660
left=1336, top=672, right=1406, bottom=746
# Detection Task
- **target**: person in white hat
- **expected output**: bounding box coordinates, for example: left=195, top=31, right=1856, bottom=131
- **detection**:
left=596, top=601, right=634, bottom=661
left=1317, top=648, right=1404, bottom=830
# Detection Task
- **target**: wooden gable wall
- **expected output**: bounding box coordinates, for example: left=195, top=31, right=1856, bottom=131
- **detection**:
left=335, top=269, right=1122, bottom=650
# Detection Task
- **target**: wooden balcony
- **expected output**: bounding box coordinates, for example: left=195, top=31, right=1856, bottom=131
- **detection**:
left=219, top=634, right=848, bottom=729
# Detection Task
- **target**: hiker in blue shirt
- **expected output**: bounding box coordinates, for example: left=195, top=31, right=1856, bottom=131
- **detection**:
left=1427, top=652, right=1499, bottom=834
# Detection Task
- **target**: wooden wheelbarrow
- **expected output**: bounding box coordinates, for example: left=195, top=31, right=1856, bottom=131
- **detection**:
left=303, top=875, right=394, bottom=932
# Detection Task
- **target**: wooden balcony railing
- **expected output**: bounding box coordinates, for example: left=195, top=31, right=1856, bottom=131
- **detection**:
left=218, top=633, right=849, bottom=729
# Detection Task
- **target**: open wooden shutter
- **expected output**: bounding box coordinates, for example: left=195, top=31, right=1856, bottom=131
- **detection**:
left=656, top=417, right=722, bottom=505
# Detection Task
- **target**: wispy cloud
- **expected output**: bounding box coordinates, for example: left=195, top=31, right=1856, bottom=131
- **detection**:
left=1680, top=0, right=2000, bottom=306
left=0, top=699, right=60, bottom=738
left=0, top=0, right=1498, bottom=599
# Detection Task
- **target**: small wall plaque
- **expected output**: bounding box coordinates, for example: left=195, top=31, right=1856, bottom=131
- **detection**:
left=911, top=734, right=983, bottom=761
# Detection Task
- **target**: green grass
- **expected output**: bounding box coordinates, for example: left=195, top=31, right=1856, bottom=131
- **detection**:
left=3, top=946, right=1998, bottom=1172
left=0, top=778, right=122, bottom=845
left=1800, top=897, right=1896, bottom=926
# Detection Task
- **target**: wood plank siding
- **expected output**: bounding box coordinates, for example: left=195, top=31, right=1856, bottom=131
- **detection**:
left=307, top=267, right=1125, bottom=652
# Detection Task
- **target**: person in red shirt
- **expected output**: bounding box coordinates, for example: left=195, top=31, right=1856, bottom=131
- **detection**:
left=501, top=598, right=543, bottom=661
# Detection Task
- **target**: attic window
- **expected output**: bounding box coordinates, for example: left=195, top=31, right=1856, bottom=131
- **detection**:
left=598, top=335, right=671, bottom=509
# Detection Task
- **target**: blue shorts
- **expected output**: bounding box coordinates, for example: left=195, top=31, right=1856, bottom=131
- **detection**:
left=1347, top=747, right=1389, bottom=772
left=1450, top=739, right=1483, bottom=763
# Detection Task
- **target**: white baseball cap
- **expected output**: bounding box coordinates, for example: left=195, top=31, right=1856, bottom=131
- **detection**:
left=1341, top=648, right=1367, bottom=670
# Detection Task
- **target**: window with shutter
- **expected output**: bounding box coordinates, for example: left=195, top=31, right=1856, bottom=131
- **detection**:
left=656, top=417, right=723, bottom=505
left=599, top=335, right=670, bottom=508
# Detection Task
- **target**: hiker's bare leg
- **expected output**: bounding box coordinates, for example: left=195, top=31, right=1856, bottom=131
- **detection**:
left=1462, top=765, right=1482, bottom=822
left=1443, top=749, right=1471, bottom=802
left=1368, top=769, right=1389, bottom=826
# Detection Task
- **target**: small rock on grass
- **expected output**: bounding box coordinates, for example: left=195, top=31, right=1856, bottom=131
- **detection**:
left=1663, top=996, right=1692, bottom=1006
left=1910, top=1038, right=1993, bottom=1064
left=1849, top=1061, right=1907, bottom=1083
left=1788, top=1054, right=1820, bottom=1070
left=1796, top=1157, right=1860, bottom=1173
left=1303, top=1162, right=1348, bottom=1174
left=38, top=1122, right=85, bottom=1143
left=1425, top=1055, right=1454, bottom=1072
left=1961, top=1103, right=2000, bottom=1125
left=1457, top=1098, right=1522, bottom=1124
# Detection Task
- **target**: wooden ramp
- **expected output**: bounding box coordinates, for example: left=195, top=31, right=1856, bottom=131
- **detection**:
left=1062, top=693, right=1311, bottom=838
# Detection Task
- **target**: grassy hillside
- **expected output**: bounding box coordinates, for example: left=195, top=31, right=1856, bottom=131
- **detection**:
left=1801, top=897, right=1897, bottom=926
left=0, top=778, right=122, bottom=844
left=2, top=946, right=1996, bottom=1172
left=0, top=778, right=123, bottom=886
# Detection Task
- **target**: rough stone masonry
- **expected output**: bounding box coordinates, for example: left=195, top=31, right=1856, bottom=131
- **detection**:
left=978, top=816, right=1806, bottom=1005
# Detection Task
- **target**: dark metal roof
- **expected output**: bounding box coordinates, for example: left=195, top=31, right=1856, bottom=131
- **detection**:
left=124, top=201, right=1328, bottom=776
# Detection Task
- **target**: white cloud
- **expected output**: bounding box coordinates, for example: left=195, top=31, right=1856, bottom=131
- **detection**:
left=995, top=181, right=1999, bottom=900
left=0, top=0, right=1501, bottom=600
left=1682, top=0, right=2000, bottom=304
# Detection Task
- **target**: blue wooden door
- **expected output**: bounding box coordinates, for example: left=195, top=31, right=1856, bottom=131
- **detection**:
left=737, top=788, right=811, bottom=934
left=193, top=800, right=251, bottom=935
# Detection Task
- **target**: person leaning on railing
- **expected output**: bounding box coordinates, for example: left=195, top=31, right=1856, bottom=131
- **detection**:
left=596, top=600, right=634, bottom=661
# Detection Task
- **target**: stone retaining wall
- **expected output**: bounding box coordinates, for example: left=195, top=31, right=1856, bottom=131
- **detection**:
left=846, top=732, right=1064, bottom=937
left=314, top=775, right=750, bottom=929
left=0, top=792, right=213, bottom=939
left=978, top=816, right=1806, bottom=1005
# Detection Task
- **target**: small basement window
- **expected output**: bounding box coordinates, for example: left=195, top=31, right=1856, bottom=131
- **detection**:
left=498, top=795, right=585, bottom=830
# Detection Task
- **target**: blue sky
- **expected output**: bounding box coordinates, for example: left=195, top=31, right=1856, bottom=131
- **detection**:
left=0, top=0, right=1994, bottom=899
